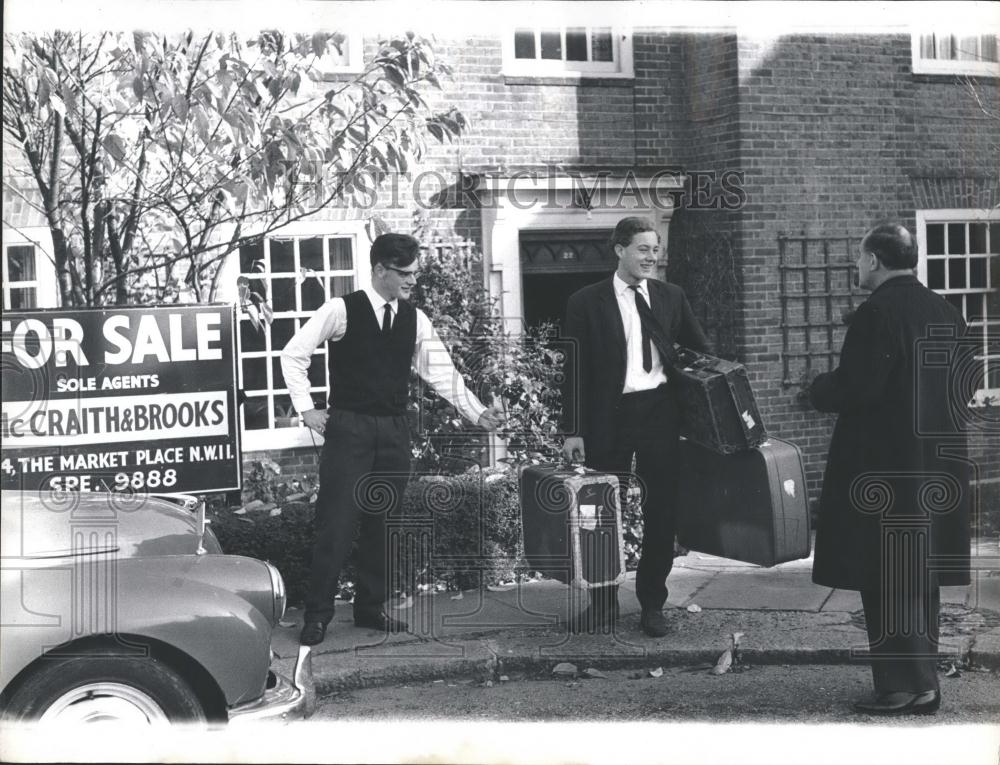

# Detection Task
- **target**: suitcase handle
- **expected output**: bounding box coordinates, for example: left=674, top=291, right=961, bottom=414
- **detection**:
left=725, top=375, right=761, bottom=441
left=536, top=459, right=590, bottom=474
left=676, top=347, right=710, bottom=370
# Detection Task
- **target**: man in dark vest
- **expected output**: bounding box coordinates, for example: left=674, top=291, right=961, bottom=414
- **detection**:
left=282, top=233, right=502, bottom=646
left=561, top=216, right=712, bottom=635
left=810, top=222, right=973, bottom=715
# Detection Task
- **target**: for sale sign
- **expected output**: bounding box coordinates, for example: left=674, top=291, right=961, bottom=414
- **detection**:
left=1, top=305, right=241, bottom=494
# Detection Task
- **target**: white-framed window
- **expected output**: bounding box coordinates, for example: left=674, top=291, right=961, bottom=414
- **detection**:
left=299, top=32, right=365, bottom=90
left=313, top=31, right=364, bottom=78
left=1, top=227, right=58, bottom=309
left=911, top=32, right=1000, bottom=76
left=916, top=209, right=1000, bottom=406
left=295, top=32, right=365, bottom=99
left=236, top=220, right=369, bottom=451
left=2, top=242, right=39, bottom=309
left=316, top=32, right=364, bottom=74
left=502, top=26, right=633, bottom=79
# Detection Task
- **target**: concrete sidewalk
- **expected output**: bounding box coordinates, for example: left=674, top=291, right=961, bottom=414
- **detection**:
left=271, top=540, right=1000, bottom=695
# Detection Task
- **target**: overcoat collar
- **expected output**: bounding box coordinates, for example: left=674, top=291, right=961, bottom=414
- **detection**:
left=870, top=273, right=920, bottom=297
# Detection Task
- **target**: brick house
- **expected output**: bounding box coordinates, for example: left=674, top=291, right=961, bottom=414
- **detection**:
left=4, top=26, right=998, bottom=507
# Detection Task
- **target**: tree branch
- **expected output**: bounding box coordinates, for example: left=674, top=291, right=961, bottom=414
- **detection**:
left=106, top=211, right=128, bottom=304
left=186, top=34, right=213, bottom=102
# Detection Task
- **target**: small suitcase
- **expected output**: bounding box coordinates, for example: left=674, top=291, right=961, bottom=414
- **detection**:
left=675, top=436, right=811, bottom=566
left=672, top=347, right=767, bottom=454
left=520, top=465, right=626, bottom=589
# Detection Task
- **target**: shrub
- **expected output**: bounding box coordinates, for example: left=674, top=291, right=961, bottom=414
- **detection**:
left=410, top=237, right=565, bottom=471
left=209, top=462, right=524, bottom=605
left=207, top=458, right=323, bottom=605
left=621, top=481, right=644, bottom=570
left=976, top=481, right=1000, bottom=538
left=240, top=455, right=318, bottom=506
left=401, top=467, right=523, bottom=592
left=209, top=498, right=317, bottom=606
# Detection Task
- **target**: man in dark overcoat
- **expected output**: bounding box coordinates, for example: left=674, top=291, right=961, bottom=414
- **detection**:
left=809, top=222, right=973, bottom=715
left=561, top=216, right=711, bottom=635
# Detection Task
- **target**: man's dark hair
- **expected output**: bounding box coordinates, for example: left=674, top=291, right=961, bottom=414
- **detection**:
left=862, top=223, right=918, bottom=270
left=611, top=216, right=659, bottom=251
left=370, top=233, right=420, bottom=269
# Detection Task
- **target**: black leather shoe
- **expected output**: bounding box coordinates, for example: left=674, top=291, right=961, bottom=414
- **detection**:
left=640, top=608, right=669, bottom=637
left=852, top=690, right=940, bottom=716
left=354, top=610, right=409, bottom=633
left=299, top=621, right=328, bottom=646
left=570, top=604, right=620, bottom=634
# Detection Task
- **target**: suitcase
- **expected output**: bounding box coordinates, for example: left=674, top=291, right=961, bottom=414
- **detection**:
left=672, top=347, right=767, bottom=454
left=520, top=465, right=626, bottom=589
left=675, top=436, right=811, bottom=566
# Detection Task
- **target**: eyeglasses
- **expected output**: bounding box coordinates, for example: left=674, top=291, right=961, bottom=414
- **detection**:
left=383, top=265, right=419, bottom=280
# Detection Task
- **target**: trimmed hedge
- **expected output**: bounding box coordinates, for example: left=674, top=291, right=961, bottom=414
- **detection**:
left=210, top=499, right=316, bottom=605
left=209, top=467, right=526, bottom=605
left=403, top=469, right=523, bottom=592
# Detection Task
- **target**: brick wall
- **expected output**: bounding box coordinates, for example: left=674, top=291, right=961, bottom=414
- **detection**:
left=3, top=131, right=48, bottom=228
left=666, top=34, right=743, bottom=356
left=285, top=31, right=676, bottom=257
left=633, top=31, right=690, bottom=166
left=6, top=29, right=996, bottom=497
left=909, top=53, right=999, bottom=486
left=731, top=33, right=1000, bottom=500
left=244, top=446, right=320, bottom=479
left=2, top=184, right=47, bottom=228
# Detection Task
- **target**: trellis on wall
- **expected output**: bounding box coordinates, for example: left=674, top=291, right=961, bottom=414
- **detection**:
left=667, top=222, right=740, bottom=359
left=778, top=232, right=861, bottom=387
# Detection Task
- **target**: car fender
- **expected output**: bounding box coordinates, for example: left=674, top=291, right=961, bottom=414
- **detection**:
left=2, top=556, right=273, bottom=707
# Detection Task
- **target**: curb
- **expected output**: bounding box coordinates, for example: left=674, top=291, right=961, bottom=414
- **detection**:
left=312, top=647, right=496, bottom=696
left=969, top=630, right=1000, bottom=671
left=303, top=632, right=987, bottom=695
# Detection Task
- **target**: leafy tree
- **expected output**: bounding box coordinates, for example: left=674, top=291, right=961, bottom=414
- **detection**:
left=2, top=30, right=465, bottom=306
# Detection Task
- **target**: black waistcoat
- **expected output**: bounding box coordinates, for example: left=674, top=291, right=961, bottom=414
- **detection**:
left=327, top=291, right=417, bottom=416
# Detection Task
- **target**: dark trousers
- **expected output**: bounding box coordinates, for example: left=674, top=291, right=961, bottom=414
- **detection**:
left=860, top=582, right=941, bottom=695
left=586, top=385, right=680, bottom=612
left=304, top=408, right=411, bottom=625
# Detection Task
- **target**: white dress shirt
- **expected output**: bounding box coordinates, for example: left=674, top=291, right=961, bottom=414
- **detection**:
left=613, top=273, right=668, bottom=393
left=280, top=286, right=487, bottom=424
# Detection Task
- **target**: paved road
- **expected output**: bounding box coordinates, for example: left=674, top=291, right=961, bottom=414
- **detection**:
left=316, top=663, right=1000, bottom=724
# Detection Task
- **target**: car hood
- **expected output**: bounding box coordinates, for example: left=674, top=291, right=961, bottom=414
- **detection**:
left=0, top=491, right=222, bottom=560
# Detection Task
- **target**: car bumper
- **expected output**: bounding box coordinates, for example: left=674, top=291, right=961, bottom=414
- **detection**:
left=227, top=646, right=315, bottom=723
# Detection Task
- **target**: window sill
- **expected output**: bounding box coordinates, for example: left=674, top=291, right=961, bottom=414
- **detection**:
left=313, top=70, right=365, bottom=81
left=242, top=426, right=324, bottom=453
left=911, top=66, right=1000, bottom=80
left=503, top=74, right=634, bottom=88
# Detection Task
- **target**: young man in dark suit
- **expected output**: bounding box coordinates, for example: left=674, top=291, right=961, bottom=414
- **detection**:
left=809, top=222, right=972, bottom=715
left=561, top=216, right=712, bottom=635
left=282, top=233, right=503, bottom=646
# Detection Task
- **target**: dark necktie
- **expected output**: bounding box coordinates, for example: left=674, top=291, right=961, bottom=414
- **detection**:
left=382, top=303, right=392, bottom=334
left=628, top=285, right=653, bottom=372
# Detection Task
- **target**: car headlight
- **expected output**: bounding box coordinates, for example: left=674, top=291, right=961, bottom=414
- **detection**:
left=264, top=561, right=287, bottom=624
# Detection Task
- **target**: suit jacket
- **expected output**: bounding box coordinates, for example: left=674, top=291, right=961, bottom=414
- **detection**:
left=809, top=275, right=972, bottom=590
left=561, top=276, right=711, bottom=448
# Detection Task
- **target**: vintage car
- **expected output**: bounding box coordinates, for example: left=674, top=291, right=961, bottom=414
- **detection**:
left=0, top=490, right=314, bottom=724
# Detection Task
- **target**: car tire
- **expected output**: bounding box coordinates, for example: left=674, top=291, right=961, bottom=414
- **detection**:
left=1, top=651, right=206, bottom=724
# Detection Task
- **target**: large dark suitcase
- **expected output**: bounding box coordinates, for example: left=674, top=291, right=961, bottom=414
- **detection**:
left=675, top=437, right=811, bottom=566
left=520, top=465, right=626, bottom=589
left=672, top=347, right=767, bottom=454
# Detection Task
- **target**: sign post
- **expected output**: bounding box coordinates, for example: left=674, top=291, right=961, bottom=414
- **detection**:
left=1, top=304, right=241, bottom=495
